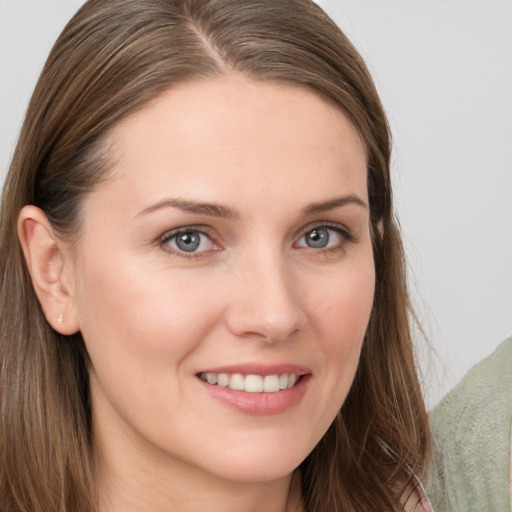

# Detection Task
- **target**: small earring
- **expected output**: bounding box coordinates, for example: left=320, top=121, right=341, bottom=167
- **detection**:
left=57, top=314, right=64, bottom=325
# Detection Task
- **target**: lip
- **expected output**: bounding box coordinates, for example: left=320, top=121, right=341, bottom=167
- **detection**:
left=196, top=363, right=312, bottom=416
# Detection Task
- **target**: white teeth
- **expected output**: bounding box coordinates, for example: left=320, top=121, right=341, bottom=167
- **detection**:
left=245, top=375, right=263, bottom=393
left=229, top=373, right=245, bottom=391
left=217, top=373, right=229, bottom=387
left=206, top=372, right=218, bottom=385
left=200, top=372, right=299, bottom=393
left=263, top=375, right=280, bottom=393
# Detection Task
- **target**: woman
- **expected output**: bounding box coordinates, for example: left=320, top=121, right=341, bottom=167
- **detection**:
left=0, top=0, right=431, bottom=510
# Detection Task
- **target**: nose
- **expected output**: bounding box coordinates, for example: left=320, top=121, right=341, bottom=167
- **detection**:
left=225, top=253, right=306, bottom=343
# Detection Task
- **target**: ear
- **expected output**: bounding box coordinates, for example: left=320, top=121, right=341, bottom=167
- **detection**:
left=17, top=205, right=80, bottom=335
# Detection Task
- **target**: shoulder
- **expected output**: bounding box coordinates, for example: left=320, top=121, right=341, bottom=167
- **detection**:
left=428, top=337, right=512, bottom=511
left=431, top=336, right=512, bottom=426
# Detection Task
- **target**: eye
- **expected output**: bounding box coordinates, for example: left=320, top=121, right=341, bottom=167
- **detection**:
left=296, top=225, right=350, bottom=250
left=161, top=229, right=216, bottom=254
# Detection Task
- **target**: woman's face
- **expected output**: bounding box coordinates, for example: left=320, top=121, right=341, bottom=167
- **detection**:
left=67, top=77, right=375, bottom=485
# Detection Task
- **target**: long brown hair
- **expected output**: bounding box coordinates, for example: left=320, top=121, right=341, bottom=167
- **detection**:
left=0, top=1, right=430, bottom=510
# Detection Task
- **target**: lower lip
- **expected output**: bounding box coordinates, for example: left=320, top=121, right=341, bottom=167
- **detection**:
left=198, top=375, right=310, bottom=415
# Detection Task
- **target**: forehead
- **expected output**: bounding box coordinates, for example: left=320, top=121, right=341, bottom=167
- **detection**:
left=96, top=77, right=368, bottom=214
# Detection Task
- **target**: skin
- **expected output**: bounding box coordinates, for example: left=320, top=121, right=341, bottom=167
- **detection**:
left=19, top=77, right=375, bottom=512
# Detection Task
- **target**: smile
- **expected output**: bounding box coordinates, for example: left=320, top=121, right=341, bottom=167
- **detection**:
left=198, top=372, right=298, bottom=393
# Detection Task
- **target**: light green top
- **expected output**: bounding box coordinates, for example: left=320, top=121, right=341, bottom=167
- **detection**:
left=428, top=336, right=512, bottom=512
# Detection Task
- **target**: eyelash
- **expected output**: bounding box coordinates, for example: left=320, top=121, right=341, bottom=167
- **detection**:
left=157, top=223, right=355, bottom=259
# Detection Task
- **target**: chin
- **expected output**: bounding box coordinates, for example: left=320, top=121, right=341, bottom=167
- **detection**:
left=192, top=432, right=312, bottom=484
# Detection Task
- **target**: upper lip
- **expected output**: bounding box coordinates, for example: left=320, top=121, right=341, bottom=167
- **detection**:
left=196, top=363, right=311, bottom=376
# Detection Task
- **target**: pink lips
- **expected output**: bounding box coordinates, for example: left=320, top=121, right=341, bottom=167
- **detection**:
left=196, top=364, right=311, bottom=415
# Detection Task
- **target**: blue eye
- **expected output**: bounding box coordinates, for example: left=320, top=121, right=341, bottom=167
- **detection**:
left=163, top=229, right=214, bottom=254
left=304, top=228, right=331, bottom=248
left=297, top=226, right=346, bottom=249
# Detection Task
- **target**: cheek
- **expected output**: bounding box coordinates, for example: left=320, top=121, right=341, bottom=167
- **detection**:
left=74, top=255, right=221, bottom=373
left=73, top=258, right=224, bottom=439
left=293, top=254, right=375, bottom=445
left=313, top=255, right=375, bottom=344
left=308, top=252, right=375, bottom=392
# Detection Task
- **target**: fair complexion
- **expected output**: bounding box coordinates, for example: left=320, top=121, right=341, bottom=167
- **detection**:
left=19, top=77, right=375, bottom=512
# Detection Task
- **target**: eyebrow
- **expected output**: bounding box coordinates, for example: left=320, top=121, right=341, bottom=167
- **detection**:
left=302, top=194, right=368, bottom=215
left=137, top=198, right=239, bottom=219
left=137, top=193, right=367, bottom=220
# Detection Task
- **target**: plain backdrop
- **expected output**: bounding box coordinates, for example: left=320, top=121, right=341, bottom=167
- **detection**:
left=1, top=0, right=511, bottom=408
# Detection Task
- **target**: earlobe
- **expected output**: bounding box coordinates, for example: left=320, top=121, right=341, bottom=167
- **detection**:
left=17, top=205, right=80, bottom=335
